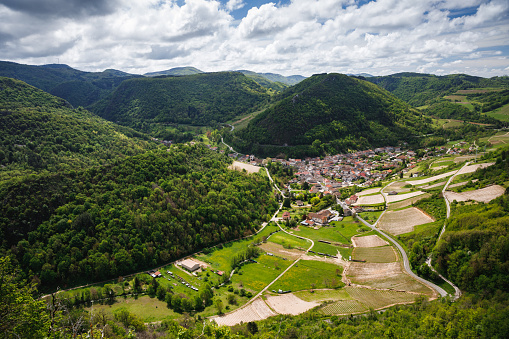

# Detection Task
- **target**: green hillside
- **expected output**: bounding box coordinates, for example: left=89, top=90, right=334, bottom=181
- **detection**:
left=144, top=66, right=204, bottom=76
left=0, top=61, right=142, bottom=107
left=367, top=72, right=509, bottom=107
left=0, top=145, right=277, bottom=288
left=237, top=70, right=289, bottom=92
left=233, top=73, right=431, bottom=157
left=0, top=77, right=154, bottom=176
left=91, top=72, right=272, bottom=127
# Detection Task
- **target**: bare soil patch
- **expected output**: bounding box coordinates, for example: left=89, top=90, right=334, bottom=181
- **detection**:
left=352, top=246, right=397, bottom=263
left=258, top=242, right=304, bottom=260
left=420, top=181, right=447, bottom=190
left=348, top=262, right=401, bottom=282
left=388, top=193, right=431, bottom=210
left=351, top=235, right=388, bottom=248
left=379, top=207, right=434, bottom=235
left=357, top=187, right=382, bottom=196
left=385, top=191, right=426, bottom=203
left=228, top=161, right=261, bottom=174
left=407, top=171, right=456, bottom=185
left=355, top=194, right=384, bottom=205
left=265, top=294, right=319, bottom=315
left=456, top=162, right=494, bottom=175
left=211, top=298, right=276, bottom=326
left=444, top=185, right=506, bottom=204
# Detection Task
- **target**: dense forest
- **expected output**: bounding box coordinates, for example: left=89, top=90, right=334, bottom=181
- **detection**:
left=232, top=73, right=432, bottom=157
left=0, top=77, right=154, bottom=177
left=91, top=72, right=272, bottom=128
left=0, top=145, right=278, bottom=289
left=0, top=61, right=142, bottom=107
left=366, top=72, right=509, bottom=107
left=423, top=101, right=502, bottom=125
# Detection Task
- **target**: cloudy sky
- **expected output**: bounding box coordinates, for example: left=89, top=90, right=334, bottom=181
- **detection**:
left=1, top=0, right=508, bottom=77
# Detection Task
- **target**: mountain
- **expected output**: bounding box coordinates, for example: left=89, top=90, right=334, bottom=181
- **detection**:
left=144, top=66, right=204, bottom=77
left=237, top=71, right=305, bottom=86
left=367, top=72, right=509, bottom=107
left=0, top=144, right=278, bottom=287
left=91, top=72, right=272, bottom=127
left=0, top=77, right=154, bottom=176
left=0, top=61, right=142, bottom=107
left=233, top=73, right=431, bottom=157
left=236, top=70, right=289, bottom=92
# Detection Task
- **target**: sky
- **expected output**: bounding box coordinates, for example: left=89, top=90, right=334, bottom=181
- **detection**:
left=0, top=0, right=508, bottom=77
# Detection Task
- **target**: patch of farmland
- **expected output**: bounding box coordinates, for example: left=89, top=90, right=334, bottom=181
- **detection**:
left=384, top=181, right=411, bottom=193
left=228, top=161, right=261, bottom=174
left=357, top=187, right=381, bottom=196
left=351, top=235, right=388, bottom=248
left=456, top=162, right=494, bottom=175
left=345, top=287, right=420, bottom=310
left=211, top=298, right=276, bottom=326
left=294, top=289, right=350, bottom=302
left=265, top=294, right=319, bottom=315
left=356, top=274, right=434, bottom=296
left=379, top=207, right=434, bottom=235
left=352, top=246, right=397, bottom=263
left=348, top=262, right=401, bottom=282
left=388, top=193, right=431, bottom=210
left=354, top=194, right=384, bottom=205
left=448, top=179, right=478, bottom=189
left=406, top=171, right=456, bottom=185
left=385, top=191, right=427, bottom=203
left=420, top=181, right=447, bottom=190
left=320, top=300, right=367, bottom=315
left=258, top=242, right=304, bottom=260
left=444, top=185, right=506, bottom=203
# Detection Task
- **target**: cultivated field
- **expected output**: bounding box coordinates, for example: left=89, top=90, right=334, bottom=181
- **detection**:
left=420, top=181, right=447, bottom=190
left=344, top=287, right=421, bottom=310
left=379, top=207, right=434, bottom=235
left=294, top=289, right=350, bottom=302
left=385, top=191, right=427, bottom=203
left=355, top=194, right=384, bottom=205
left=351, top=235, right=388, bottom=248
left=265, top=294, right=319, bottom=315
left=271, top=260, right=343, bottom=291
left=320, top=300, right=367, bottom=315
left=352, top=246, right=397, bottom=263
left=444, top=185, right=506, bottom=203
left=258, top=242, right=304, bottom=260
left=357, top=187, right=382, bottom=196
left=348, top=262, right=401, bottom=281
left=407, top=171, right=456, bottom=185
left=228, top=161, right=261, bottom=173
left=388, top=193, right=431, bottom=210
left=456, top=162, right=494, bottom=175
left=211, top=298, right=276, bottom=326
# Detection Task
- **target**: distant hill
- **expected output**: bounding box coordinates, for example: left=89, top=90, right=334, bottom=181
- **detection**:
left=367, top=72, right=509, bottom=107
left=144, top=66, right=204, bottom=77
left=233, top=73, right=431, bottom=157
left=0, top=77, right=153, bottom=175
left=236, top=70, right=289, bottom=92
left=0, top=61, right=142, bottom=107
left=91, top=72, right=272, bottom=127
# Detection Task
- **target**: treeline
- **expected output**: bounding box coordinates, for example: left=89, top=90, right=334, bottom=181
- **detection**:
left=91, top=72, right=272, bottom=127
left=0, top=77, right=154, bottom=175
left=0, top=145, right=278, bottom=289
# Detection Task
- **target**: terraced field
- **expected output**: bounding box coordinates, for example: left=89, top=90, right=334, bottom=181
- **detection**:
left=320, top=300, right=367, bottom=315
left=352, top=246, right=397, bottom=263
left=378, top=207, right=434, bottom=235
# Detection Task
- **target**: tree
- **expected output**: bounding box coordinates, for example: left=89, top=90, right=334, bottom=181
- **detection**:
left=215, top=299, right=224, bottom=314
left=283, top=197, right=291, bottom=208
left=0, top=257, right=50, bottom=338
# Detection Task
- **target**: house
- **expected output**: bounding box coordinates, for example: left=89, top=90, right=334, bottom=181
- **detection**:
left=181, top=259, right=200, bottom=272
left=296, top=200, right=304, bottom=207
left=282, top=211, right=291, bottom=220
left=307, top=210, right=333, bottom=224
left=301, top=219, right=315, bottom=227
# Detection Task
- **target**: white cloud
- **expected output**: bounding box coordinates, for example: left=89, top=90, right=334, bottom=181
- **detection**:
left=0, top=0, right=507, bottom=77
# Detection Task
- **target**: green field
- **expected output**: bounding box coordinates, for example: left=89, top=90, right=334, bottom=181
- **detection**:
left=231, top=254, right=291, bottom=293
left=271, top=260, right=344, bottom=292
left=268, top=231, right=310, bottom=250
left=320, top=300, right=368, bottom=315
left=294, top=289, right=350, bottom=302
left=486, top=103, right=509, bottom=122
left=357, top=211, right=384, bottom=224
left=352, top=246, right=397, bottom=263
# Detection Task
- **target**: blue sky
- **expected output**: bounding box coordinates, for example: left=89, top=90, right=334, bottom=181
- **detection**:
left=0, top=0, right=507, bottom=77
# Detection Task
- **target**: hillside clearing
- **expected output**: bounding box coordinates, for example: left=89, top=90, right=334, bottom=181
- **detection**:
left=385, top=191, right=427, bottom=203
left=351, top=235, right=389, bottom=248
left=355, top=194, right=385, bottom=205
left=211, top=298, right=276, bottom=326
left=228, top=161, right=261, bottom=173
left=352, top=246, right=398, bottom=263
left=456, top=162, right=494, bottom=175
left=444, top=185, right=506, bottom=203
left=379, top=207, right=434, bottom=235
left=406, top=171, right=456, bottom=185
left=265, top=294, right=319, bottom=315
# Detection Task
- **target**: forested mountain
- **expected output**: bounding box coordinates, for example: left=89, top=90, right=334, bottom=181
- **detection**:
left=0, top=144, right=278, bottom=288
left=366, top=72, right=509, bottom=107
left=144, top=66, right=203, bottom=77
left=232, top=73, right=431, bottom=157
left=0, top=61, right=142, bottom=107
left=91, top=72, right=272, bottom=127
left=237, top=70, right=305, bottom=86
left=236, top=70, right=289, bottom=92
left=0, top=77, right=154, bottom=176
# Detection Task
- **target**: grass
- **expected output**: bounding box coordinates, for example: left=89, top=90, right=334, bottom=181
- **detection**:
left=443, top=120, right=464, bottom=129
left=320, top=300, right=368, bottom=315
left=432, top=160, right=454, bottom=167
left=271, top=260, right=344, bottom=292
left=268, top=231, right=310, bottom=250
left=311, top=241, right=352, bottom=258
left=357, top=211, right=384, bottom=224
left=294, top=289, right=351, bottom=302
left=87, top=295, right=178, bottom=322
left=231, top=254, right=291, bottom=293
left=352, top=246, right=397, bottom=263
left=486, top=103, right=509, bottom=122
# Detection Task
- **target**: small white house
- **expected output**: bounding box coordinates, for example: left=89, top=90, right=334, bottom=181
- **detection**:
left=181, top=259, right=200, bottom=272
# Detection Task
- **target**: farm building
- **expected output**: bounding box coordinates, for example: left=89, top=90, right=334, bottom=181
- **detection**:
left=181, top=259, right=200, bottom=272
left=282, top=211, right=291, bottom=220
